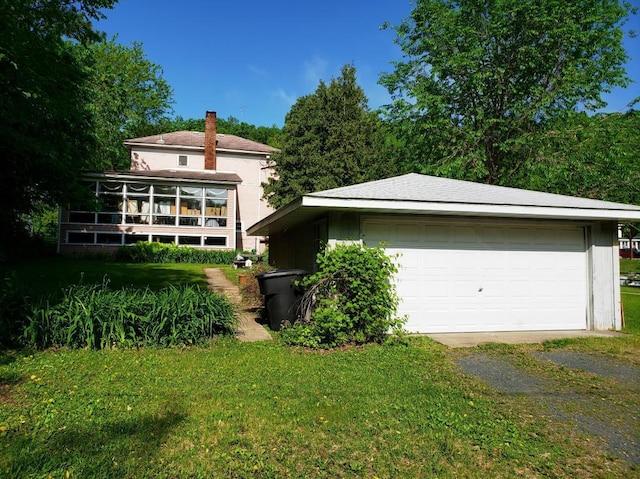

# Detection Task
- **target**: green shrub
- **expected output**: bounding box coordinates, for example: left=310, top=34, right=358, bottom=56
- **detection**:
left=116, top=242, right=237, bottom=264
left=22, top=282, right=236, bottom=349
left=281, top=243, right=406, bottom=348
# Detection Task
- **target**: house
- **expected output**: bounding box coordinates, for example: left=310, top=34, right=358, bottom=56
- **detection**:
left=58, top=111, right=277, bottom=255
left=247, top=173, right=640, bottom=334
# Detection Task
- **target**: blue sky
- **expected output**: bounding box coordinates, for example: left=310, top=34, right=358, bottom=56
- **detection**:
left=97, top=0, right=639, bottom=128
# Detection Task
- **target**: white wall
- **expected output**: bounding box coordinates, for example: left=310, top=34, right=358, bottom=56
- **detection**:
left=588, top=221, right=622, bottom=330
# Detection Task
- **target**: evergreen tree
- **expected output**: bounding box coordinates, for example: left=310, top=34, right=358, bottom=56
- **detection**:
left=264, top=64, right=396, bottom=208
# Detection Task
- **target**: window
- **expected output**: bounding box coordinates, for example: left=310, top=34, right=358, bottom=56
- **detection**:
left=204, top=236, right=226, bottom=246
left=178, top=155, right=188, bottom=166
left=153, top=184, right=176, bottom=225
left=68, top=232, right=95, bottom=244
left=96, top=233, right=122, bottom=245
left=124, top=234, right=150, bottom=245
left=69, top=212, right=95, bottom=223
left=124, top=183, right=151, bottom=225
left=178, top=235, right=201, bottom=246
left=205, top=188, right=227, bottom=228
left=152, top=235, right=175, bottom=244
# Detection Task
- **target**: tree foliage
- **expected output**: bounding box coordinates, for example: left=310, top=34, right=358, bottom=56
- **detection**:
left=81, top=38, right=174, bottom=170
left=527, top=110, right=640, bottom=204
left=263, top=64, right=398, bottom=208
left=0, top=0, right=117, bottom=258
left=380, top=0, right=635, bottom=186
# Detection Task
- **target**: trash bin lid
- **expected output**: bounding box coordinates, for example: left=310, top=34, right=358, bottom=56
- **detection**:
left=255, top=269, right=307, bottom=279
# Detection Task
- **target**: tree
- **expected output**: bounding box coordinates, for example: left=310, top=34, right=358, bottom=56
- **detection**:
left=0, top=0, right=117, bottom=258
left=380, top=0, right=635, bottom=186
left=264, top=64, right=397, bottom=208
left=526, top=110, right=640, bottom=204
left=81, top=38, right=174, bottom=170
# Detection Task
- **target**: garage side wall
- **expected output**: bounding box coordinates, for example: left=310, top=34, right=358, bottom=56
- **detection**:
left=268, top=219, right=317, bottom=271
left=588, top=221, right=622, bottom=330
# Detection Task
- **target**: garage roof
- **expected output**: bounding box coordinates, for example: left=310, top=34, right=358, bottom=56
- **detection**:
left=249, top=173, right=640, bottom=236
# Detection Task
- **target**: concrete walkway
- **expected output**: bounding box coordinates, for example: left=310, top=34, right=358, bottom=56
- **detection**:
left=426, top=330, right=624, bottom=348
left=204, top=268, right=272, bottom=342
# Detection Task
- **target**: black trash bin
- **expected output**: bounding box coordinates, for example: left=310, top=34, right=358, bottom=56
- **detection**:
left=255, top=269, right=307, bottom=331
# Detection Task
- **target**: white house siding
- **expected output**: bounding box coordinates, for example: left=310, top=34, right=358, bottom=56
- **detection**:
left=588, top=221, right=622, bottom=330
left=217, top=153, right=274, bottom=252
left=130, top=146, right=205, bottom=171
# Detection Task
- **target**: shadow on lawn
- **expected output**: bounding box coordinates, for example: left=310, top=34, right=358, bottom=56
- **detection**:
left=6, top=407, right=186, bottom=477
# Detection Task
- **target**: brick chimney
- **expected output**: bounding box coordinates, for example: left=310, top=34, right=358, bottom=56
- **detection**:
left=204, top=110, right=217, bottom=170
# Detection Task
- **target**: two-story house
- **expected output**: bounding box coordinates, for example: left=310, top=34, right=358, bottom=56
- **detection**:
left=58, top=111, right=277, bottom=254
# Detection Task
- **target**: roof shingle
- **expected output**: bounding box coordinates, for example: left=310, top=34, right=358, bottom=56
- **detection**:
left=124, top=131, right=278, bottom=154
left=309, top=173, right=640, bottom=211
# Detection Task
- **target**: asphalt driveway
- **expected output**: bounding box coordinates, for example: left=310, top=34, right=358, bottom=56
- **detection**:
left=456, top=351, right=640, bottom=465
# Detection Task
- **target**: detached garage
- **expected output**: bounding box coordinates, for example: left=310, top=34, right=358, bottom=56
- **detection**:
left=248, top=174, right=640, bottom=333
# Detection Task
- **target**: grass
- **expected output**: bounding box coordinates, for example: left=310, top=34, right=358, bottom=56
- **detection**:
left=0, top=257, right=215, bottom=297
left=0, top=258, right=638, bottom=477
left=620, top=258, right=640, bottom=274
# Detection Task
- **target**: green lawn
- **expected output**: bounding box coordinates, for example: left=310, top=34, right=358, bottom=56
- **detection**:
left=1, top=257, right=215, bottom=296
left=0, top=259, right=638, bottom=477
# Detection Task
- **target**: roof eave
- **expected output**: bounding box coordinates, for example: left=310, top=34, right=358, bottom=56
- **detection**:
left=83, top=171, right=242, bottom=185
left=248, top=195, right=640, bottom=236
left=123, top=141, right=204, bottom=151
left=304, top=196, right=640, bottom=221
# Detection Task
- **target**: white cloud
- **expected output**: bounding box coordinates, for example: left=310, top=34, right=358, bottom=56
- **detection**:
left=274, top=88, right=297, bottom=106
left=303, top=56, right=328, bottom=88
left=247, top=64, right=269, bottom=77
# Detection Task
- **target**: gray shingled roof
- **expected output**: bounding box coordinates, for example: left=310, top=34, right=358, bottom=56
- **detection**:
left=124, top=131, right=278, bottom=154
left=309, top=173, right=640, bottom=212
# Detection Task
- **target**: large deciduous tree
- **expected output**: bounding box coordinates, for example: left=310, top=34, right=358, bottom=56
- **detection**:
left=380, top=0, right=634, bottom=186
left=0, top=0, right=117, bottom=258
left=527, top=110, right=640, bottom=204
left=264, top=64, right=396, bottom=208
left=81, top=38, right=174, bottom=170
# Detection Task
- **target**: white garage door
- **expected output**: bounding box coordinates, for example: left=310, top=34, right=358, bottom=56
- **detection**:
left=363, top=219, right=587, bottom=333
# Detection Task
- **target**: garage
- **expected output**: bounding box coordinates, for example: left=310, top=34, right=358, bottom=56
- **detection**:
left=248, top=173, right=640, bottom=333
left=363, top=218, right=587, bottom=333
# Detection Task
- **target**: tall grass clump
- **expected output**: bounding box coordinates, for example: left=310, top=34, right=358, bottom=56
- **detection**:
left=116, top=242, right=237, bottom=264
left=22, top=282, right=236, bottom=349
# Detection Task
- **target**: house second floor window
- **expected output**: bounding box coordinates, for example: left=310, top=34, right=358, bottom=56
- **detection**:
left=178, top=155, right=188, bottom=166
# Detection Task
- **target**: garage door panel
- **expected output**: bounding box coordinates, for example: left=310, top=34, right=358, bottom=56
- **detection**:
left=364, top=220, right=587, bottom=333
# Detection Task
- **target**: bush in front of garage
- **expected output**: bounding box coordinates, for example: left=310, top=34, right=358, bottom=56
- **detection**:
left=280, top=243, right=406, bottom=348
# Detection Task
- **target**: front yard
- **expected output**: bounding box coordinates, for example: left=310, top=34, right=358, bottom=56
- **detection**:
left=0, top=259, right=638, bottom=478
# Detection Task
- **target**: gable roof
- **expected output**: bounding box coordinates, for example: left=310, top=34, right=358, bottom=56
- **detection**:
left=123, top=131, right=278, bottom=154
left=248, top=173, right=640, bottom=236
left=310, top=173, right=640, bottom=211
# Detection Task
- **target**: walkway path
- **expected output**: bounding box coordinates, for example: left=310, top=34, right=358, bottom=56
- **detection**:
left=204, top=268, right=272, bottom=342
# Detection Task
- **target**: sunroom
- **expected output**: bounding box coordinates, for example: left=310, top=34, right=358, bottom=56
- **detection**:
left=58, top=170, right=242, bottom=254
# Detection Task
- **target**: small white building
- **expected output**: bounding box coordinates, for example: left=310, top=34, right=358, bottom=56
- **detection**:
left=59, top=111, right=277, bottom=254
left=249, top=173, right=640, bottom=333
